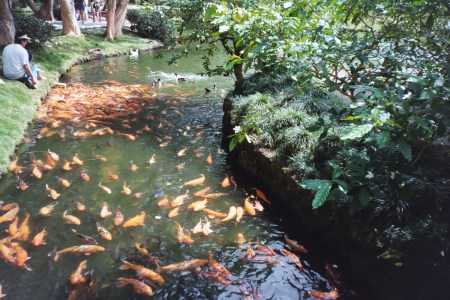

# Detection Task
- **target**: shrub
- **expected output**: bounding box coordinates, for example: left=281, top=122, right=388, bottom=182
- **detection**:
left=126, top=9, right=175, bottom=46
left=13, top=13, right=55, bottom=48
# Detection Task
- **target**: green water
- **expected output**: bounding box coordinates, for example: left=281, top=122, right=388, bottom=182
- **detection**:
left=0, top=48, right=336, bottom=299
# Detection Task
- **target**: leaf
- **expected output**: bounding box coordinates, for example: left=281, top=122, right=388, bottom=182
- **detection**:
left=229, top=136, right=238, bottom=152
left=397, top=138, right=412, bottom=161
left=312, top=181, right=332, bottom=209
left=376, top=131, right=391, bottom=148
left=357, top=188, right=371, bottom=207
left=299, top=179, right=330, bottom=191
left=340, top=124, right=374, bottom=140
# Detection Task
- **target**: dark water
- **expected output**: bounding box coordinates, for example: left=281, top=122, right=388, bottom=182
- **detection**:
left=0, top=48, right=338, bottom=299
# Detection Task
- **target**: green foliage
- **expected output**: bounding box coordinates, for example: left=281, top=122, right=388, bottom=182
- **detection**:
left=126, top=9, right=176, bottom=46
left=13, top=13, right=55, bottom=48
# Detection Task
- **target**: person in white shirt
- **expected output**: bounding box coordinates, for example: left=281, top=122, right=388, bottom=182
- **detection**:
left=2, top=33, right=36, bottom=89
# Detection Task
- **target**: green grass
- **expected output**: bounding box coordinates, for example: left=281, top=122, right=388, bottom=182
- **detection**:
left=0, top=29, right=162, bottom=175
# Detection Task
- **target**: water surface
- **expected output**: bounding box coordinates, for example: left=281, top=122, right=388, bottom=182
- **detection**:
left=0, top=48, right=336, bottom=299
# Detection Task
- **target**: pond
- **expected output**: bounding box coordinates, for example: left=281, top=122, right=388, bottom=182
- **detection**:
left=0, top=48, right=343, bottom=299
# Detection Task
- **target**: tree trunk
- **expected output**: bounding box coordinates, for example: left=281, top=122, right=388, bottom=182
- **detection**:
left=0, top=0, right=14, bottom=45
left=104, top=0, right=116, bottom=40
left=25, top=0, right=39, bottom=14
left=37, top=0, right=54, bottom=21
left=233, top=63, right=244, bottom=83
left=60, top=0, right=82, bottom=36
left=113, top=0, right=128, bottom=37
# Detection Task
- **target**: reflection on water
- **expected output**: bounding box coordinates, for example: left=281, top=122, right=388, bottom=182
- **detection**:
left=0, top=50, right=337, bottom=299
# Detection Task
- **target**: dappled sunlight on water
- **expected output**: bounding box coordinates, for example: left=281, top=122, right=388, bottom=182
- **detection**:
left=0, top=51, right=341, bottom=299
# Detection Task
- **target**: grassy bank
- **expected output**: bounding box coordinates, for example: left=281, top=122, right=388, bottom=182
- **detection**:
left=0, top=29, right=162, bottom=175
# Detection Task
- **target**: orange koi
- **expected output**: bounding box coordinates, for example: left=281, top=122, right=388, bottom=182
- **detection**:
left=255, top=188, right=271, bottom=205
left=116, top=277, right=153, bottom=296
left=221, top=175, right=230, bottom=188
left=80, top=170, right=90, bottom=182
left=202, top=208, right=227, bottom=219
left=284, top=235, right=308, bottom=254
left=99, top=202, right=112, bottom=218
left=120, top=260, right=165, bottom=285
left=69, top=260, right=88, bottom=284
left=193, top=187, right=211, bottom=197
left=63, top=210, right=81, bottom=225
left=31, top=228, right=48, bottom=246
left=17, top=178, right=28, bottom=191
left=46, top=184, right=60, bottom=200
left=122, top=181, right=132, bottom=195
left=307, top=289, right=339, bottom=300
left=244, top=197, right=256, bottom=216
left=98, top=182, right=112, bottom=194
left=114, top=210, right=124, bottom=226
left=157, top=259, right=209, bottom=273
left=208, top=250, right=232, bottom=277
left=61, top=160, right=72, bottom=171
left=206, top=153, right=213, bottom=165
left=57, top=177, right=71, bottom=188
left=123, top=211, right=146, bottom=228
left=53, top=245, right=106, bottom=261
left=183, top=174, right=205, bottom=187
left=220, top=206, right=237, bottom=222
left=71, top=153, right=84, bottom=166
left=168, top=207, right=180, bottom=218
left=280, top=248, right=303, bottom=271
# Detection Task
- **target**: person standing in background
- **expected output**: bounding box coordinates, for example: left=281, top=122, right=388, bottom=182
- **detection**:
left=74, top=0, right=87, bottom=24
left=91, top=0, right=102, bottom=23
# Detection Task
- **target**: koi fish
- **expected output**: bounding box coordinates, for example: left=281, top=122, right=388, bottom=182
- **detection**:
left=284, top=235, right=308, bottom=254
left=6, top=217, right=18, bottom=236
left=0, top=284, right=6, bottom=298
left=57, top=177, right=71, bottom=188
left=123, top=211, right=145, bottom=228
left=175, top=221, right=193, bottom=245
left=10, top=242, right=31, bottom=270
left=171, top=191, right=189, bottom=207
left=8, top=157, right=19, bottom=173
left=38, top=202, right=58, bottom=216
left=206, top=153, right=213, bottom=165
left=135, top=243, right=149, bottom=255
left=0, top=243, right=15, bottom=264
left=203, top=192, right=228, bottom=200
left=177, top=148, right=188, bottom=157
left=208, top=250, right=232, bottom=277
left=71, top=229, right=98, bottom=245
left=188, top=199, right=208, bottom=211
left=157, top=258, right=209, bottom=273
left=108, top=172, right=119, bottom=181
left=53, top=245, right=106, bottom=261
left=31, top=164, right=43, bottom=178
left=220, top=206, right=237, bottom=222
left=80, top=169, right=90, bottom=182
left=71, top=153, right=84, bottom=165
left=0, top=203, right=19, bottom=224
left=255, top=188, right=271, bottom=205
left=176, top=162, right=185, bottom=170
left=148, top=154, right=157, bottom=164
left=183, top=174, right=205, bottom=187
left=255, top=243, right=276, bottom=256
left=98, top=182, right=112, bottom=194
left=17, top=178, right=28, bottom=191
left=94, top=221, right=112, bottom=241
left=195, top=270, right=231, bottom=286
left=76, top=201, right=86, bottom=212
left=280, top=248, right=303, bottom=271
left=221, top=175, right=230, bottom=188
left=253, top=200, right=264, bottom=212
left=13, top=213, right=30, bottom=241
left=93, top=153, right=108, bottom=162
left=307, top=289, right=339, bottom=300
left=63, top=210, right=81, bottom=225
left=119, top=260, right=165, bottom=285
left=31, top=228, right=48, bottom=246
left=157, top=196, right=170, bottom=207
left=114, top=210, right=124, bottom=226
left=130, top=161, right=139, bottom=172
left=61, top=160, right=72, bottom=171
left=168, top=207, right=179, bottom=218
left=116, top=277, right=153, bottom=296
left=244, top=197, right=256, bottom=216
left=193, top=187, right=211, bottom=197
left=70, top=260, right=88, bottom=285
left=99, top=202, right=112, bottom=218
left=46, top=184, right=60, bottom=200
left=235, top=206, right=244, bottom=224
left=202, top=208, right=227, bottom=219
left=235, top=233, right=246, bottom=246
left=122, top=181, right=132, bottom=195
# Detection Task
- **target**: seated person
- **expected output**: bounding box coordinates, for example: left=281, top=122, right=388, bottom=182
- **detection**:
left=2, top=33, right=36, bottom=89
left=27, top=51, right=44, bottom=81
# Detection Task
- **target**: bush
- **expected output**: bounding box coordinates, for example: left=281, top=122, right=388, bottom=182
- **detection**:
left=13, top=13, right=55, bottom=48
left=126, top=9, right=175, bottom=46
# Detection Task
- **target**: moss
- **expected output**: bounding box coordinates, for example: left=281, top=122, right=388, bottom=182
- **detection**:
left=0, top=30, right=162, bottom=175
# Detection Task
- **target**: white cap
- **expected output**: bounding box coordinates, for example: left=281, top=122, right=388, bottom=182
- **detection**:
left=17, top=34, right=31, bottom=40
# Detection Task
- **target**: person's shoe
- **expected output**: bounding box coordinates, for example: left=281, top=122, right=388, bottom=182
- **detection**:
left=25, top=81, right=36, bottom=89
